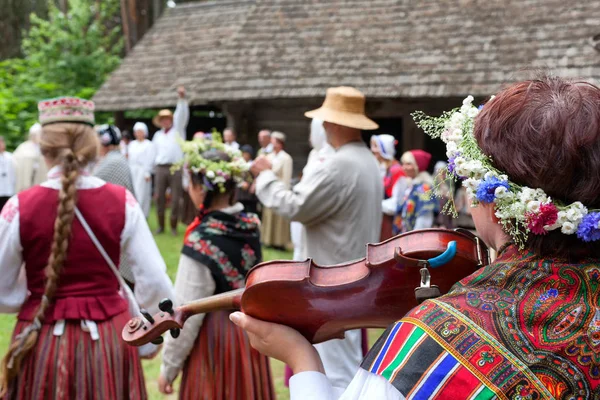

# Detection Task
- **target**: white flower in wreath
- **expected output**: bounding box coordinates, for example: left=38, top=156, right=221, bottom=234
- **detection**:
left=566, top=207, right=585, bottom=223
left=466, top=106, right=479, bottom=118
left=462, top=95, right=475, bottom=106
left=518, top=188, right=537, bottom=203
left=206, top=170, right=216, bottom=179
left=446, top=141, right=459, bottom=158
left=561, top=221, right=577, bottom=235
left=463, top=178, right=481, bottom=192
left=213, top=176, right=226, bottom=184
left=526, top=201, right=541, bottom=213
left=494, top=186, right=512, bottom=200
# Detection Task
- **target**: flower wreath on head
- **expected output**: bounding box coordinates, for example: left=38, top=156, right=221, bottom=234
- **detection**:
left=412, top=96, right=600, bottom=248
left=172, top=130, right=249, bottom=194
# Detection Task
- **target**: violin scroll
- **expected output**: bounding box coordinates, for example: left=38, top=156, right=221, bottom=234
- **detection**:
left=123, top=299, right=185, bottom=346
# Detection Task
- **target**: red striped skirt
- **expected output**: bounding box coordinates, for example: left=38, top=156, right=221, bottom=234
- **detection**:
left=179, top=310, right=276, bottom=400
left=4, top=311, right=146, bottom=400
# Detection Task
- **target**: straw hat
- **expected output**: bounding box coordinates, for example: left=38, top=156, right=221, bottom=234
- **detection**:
left=152, top=109, right=174, bottom=128
left=305, top=87, right=378, bottom=130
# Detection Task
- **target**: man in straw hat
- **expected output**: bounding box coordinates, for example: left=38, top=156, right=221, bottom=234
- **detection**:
left=251, top=86, right=383, bottom=388
left=152, top=86, right=189, bottom=235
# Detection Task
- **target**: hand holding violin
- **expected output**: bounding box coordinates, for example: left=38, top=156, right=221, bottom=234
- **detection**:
left=229, top=312, right=324, bottom=374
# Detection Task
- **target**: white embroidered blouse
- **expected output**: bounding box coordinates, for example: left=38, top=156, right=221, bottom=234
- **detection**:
left=0, top=166, right=175, bottom=317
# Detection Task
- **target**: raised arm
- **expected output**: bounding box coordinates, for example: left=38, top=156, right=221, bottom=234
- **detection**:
left=173, top=86, right=189, bottom=140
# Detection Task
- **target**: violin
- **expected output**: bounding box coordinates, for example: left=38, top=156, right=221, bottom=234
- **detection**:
left=123, top=228, right=489, bottom=346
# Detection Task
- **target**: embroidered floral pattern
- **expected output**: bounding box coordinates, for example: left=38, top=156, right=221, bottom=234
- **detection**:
left=125, top=190, right=138, bottom=207
left=0, top=197, right=18, bottom=223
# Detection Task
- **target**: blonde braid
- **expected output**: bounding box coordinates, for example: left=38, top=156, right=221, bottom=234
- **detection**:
left=0, top=151, right=80, bottom=395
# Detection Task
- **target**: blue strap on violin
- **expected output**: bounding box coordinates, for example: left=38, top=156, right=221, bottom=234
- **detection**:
left=427, top=241, right=457, bottom=268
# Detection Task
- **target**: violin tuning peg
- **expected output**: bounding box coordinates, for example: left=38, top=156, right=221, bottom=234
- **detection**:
left=140, top=309, right=155, bottom=324
left=170, top=328, right=180, bottom=339
left=151, top=335, right=164, bottom=345
left=158, top=298, right=174, bottom=315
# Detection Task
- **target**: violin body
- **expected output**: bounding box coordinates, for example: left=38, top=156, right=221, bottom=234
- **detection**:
left=123, top=228, right=489, bottom=346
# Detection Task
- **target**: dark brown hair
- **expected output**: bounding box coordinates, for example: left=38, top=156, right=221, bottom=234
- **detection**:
left=474, top=76, right=600, bottom=258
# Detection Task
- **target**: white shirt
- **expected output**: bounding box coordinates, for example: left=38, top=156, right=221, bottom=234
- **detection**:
left=153, top=99, right=190, bottom=165
left=289, top=369, right=403, bottom=399
left=0, top=166, right=175, bottom=316
left=0, top=151, right=16, bottom=197
left=225, top=141, right=240, bottom=151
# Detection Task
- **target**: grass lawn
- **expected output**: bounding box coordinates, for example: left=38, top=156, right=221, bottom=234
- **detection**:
left=0, top=209, right=382, bottom=399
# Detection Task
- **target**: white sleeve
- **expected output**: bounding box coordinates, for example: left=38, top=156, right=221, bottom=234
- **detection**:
left=173, top=99, right=190, bottom=140
left=160, top=254, right=217, bottom=383
left=289, top=368, right=404, bottom=400
left=0, top=196, right=28, bottom=313
left=382, top=177, right=409, bottom=216
left=121, top=191, right=175, bottom=314
left=255, top=161, right=341, bottom=226
left=143, top=142, right=156, bottom=177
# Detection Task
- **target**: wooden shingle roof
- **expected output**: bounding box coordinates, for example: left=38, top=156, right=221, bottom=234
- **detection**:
left=93, top=0, right=600, bottom=111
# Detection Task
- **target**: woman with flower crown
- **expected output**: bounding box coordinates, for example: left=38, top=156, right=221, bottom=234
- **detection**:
left=157, top=136, right=275, bottom=399
left=227, top=77, right=600, bottom=399
left=0, top=97, right=175, bottom=399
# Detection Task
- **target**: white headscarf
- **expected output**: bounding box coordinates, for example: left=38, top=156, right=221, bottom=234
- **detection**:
left=133, top=121, right=149, bottom=137
left=371, top=134, right=397, bottom=161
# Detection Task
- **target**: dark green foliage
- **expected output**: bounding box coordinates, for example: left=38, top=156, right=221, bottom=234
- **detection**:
left=0, top=0, right=123, bottom=150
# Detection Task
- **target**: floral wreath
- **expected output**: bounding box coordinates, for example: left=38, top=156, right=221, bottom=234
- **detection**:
left=412, top=96, right=600, bottom=248
left=172, top=130, right=249, bottom=193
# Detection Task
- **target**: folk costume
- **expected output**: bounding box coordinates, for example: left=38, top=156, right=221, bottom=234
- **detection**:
left=256, top=87, right=383, bottom=389
left=289, top=245, right=600, bottom=399
left=0, top=97, right=175, bottom=400
left=372, top=134, right=405, bottom=241
left=260, top=132, right=293, bottom=249
left=160, top=137, right=275, bottom=400
left=128, top=122, right=155, bottom=218
left=392, top=150, right=436, bottom=234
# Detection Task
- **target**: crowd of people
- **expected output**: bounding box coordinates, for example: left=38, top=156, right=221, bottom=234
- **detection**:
left=0, top=75, right=598, bottom=400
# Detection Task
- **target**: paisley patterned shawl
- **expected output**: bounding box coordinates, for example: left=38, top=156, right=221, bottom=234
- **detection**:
left=362, top=245, right=600, bottom=399
left=181, top=210, right=262, bottom=294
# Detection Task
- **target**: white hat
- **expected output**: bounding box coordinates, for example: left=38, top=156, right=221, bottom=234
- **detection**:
left=133, top=121, right=149, bottom=137
left=271, top=131, right=286, bottom=142
left=371, top=134, right=397, bottom=160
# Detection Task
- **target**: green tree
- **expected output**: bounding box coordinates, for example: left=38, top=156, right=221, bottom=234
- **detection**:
left=0, top=0, right=123, bottom=150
